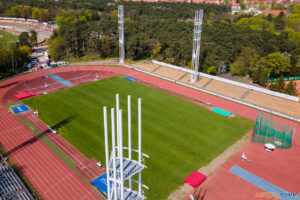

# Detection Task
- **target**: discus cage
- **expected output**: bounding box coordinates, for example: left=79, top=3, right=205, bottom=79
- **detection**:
left=252, top=112, right=294, bottom=149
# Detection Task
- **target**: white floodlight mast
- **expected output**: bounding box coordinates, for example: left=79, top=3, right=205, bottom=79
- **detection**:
left=118, top=5, right=125, bottom=64
left=190, top=10, right=203, bottom=84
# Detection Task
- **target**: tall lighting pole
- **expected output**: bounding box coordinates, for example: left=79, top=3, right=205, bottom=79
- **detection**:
left=118, top=5, right=125, bottom=64
left=190, top=10, right=203, bottom=84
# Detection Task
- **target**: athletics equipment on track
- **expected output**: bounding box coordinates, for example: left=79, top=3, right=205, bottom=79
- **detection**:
left=252, top=112, right=294, bottom=149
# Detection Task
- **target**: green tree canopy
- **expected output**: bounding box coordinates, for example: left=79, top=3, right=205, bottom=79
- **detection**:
left=265, top=52, right=291, bottom=76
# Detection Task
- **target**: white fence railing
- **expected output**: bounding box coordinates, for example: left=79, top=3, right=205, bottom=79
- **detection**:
left=152, top=60, right=299, bottom=102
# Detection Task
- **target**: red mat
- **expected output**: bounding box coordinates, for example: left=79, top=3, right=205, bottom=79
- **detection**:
left=15, top=92, right=36, bottom=100
left=184, top=171, right=206, bottom=188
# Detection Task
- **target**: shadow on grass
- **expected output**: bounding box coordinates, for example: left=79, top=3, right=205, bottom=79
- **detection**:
left=51, top=115, right=75, bottom=130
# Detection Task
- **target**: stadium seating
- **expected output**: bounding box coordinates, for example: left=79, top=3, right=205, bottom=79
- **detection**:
left=195, top=77, right=212, bottom=88
left=154, top=66, right=187, bottom=80
left=133, top=62, right=300, bottom=119
left=205, top=80, right=248, bottom=99
left=0, top=165, right=34, bottom=200
left=245, top=91, right=300, bottom=118
left=132, top=63, right=161, bottom=72
left=178, top=73, right=192, bottom=83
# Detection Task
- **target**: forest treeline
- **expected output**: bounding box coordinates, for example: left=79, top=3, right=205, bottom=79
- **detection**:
left=0, top=30, right=36, bottom=78
left=1, top=0, right=299, bottom=91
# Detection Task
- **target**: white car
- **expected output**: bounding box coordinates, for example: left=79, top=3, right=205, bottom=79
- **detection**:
left=57, top=61, right=68, bottom=66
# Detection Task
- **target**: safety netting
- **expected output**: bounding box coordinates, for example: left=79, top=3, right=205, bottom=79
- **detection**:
left=252, top=112, right=294, bottom=149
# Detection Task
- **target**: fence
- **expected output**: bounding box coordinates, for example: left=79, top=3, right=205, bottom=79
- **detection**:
left=252, top=112, right=293, bottom=149
left=268, top=76, right=300, bottom=83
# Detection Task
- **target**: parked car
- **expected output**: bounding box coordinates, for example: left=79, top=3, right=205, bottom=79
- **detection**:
left=51, top=62, right=58, bottom=68
left=57, top=61, right=68, bottom=66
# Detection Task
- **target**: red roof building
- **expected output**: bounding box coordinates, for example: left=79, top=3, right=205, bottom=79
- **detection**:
left=261, top=10, right=289, bottom=15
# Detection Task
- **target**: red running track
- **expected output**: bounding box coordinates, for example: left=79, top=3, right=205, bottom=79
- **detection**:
left=18, top=110, right=106, bottom=182
left=1, top=65, right=300, bottom=200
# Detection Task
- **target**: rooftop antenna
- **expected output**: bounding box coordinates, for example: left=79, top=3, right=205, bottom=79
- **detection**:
left=103, top=94, right=149, bottom=200
left=118, top=5, right=125, bottom=64
left=190, top=10, right=203, bottom=84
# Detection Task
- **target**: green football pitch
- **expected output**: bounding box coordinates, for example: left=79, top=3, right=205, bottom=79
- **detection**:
left=24, top=75, right=253, bottom=199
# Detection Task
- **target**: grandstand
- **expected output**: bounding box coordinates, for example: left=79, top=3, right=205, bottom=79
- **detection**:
left=245, top=91, right=300, bottom=117
left=0, top=159, right=34, bottom=200
left=131, top=61, right=300, bottom=120
left=154, top=66, right=186, bottom=80
left=194, top=77, right=211, bottom=88
left=205, top=80, right=248, bottom=99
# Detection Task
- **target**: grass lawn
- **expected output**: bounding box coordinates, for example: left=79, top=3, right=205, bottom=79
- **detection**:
left=24, top=75, right=253, bottom=200
left=0, top=30, right=18, bottom=43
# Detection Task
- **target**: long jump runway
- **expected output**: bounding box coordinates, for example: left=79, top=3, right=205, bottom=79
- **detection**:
left=0, top=65, right=299, bottom=200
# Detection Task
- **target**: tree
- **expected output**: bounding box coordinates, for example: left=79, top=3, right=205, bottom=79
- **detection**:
left=153, top=42, right=162, bottom=59
left=11, top=6, right=22, bottom=17
left=48, top=36, right=65, bottom=61
left=269, top=76, right=285, bottom=93
left=39, top=9, right=51, bottom=22
left=285, top=14, right=300, bottom=32
left=274, top=11, right=286, bottom=31
left=278, top=75, right=286, bottom=90
left=250, top=58, right=269, bottom=86
left=19, top=32, right=30, bottom=47
left=269, top=82, right=281, bottom=92
left=284, top=80, right=298, bottom=96
left=265, top=52, right=291, bottom=76
left=21, top=6, right=32, bottom=18
left=236, top=17, right=277, bottom=34
left=259, top=4, right=268, bottom=10
left=32, top=7, right=40, bottom=20
left=29, top=30, right=37, bottom=46
left=230, top=47, right=258, bottom=76
left=207, top=66, right=217, bottom=75
left=17, top=46, right=32, bottom=65
left=271, top=3, right=284, bottom=10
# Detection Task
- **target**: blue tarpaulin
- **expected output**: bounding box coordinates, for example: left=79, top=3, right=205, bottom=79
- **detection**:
left=125, top=77, right=137, bottom=82
left=11, top=104, right=30, bottom=114
left=91, top=173, right=112, bottom=194
left=212, top=107, right=231, bottom=117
